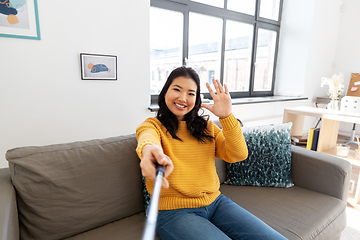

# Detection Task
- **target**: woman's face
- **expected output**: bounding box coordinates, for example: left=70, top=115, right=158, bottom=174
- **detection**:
left=165, top=76, right=197, bottom=121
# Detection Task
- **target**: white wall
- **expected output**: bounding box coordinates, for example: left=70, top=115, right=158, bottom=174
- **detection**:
left=334, top=0, right=360, bottom=78
left=304, top=0, right=342, bottom=101
left=298, top=0, right=360, bottom=136
left=0, top=0, right=359, bottom=168
left=276, top=0, right=342, bottom=102
left=333, top=0, right=360, bottom=135
left=276, top=0, right=360, bottom=136
left=0, top=0, right=153, bottom=168
left=275, top=0, right=315, bottom=98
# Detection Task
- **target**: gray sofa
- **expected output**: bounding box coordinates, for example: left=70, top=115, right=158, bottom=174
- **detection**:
left=0, top=133, right=351, bottom=240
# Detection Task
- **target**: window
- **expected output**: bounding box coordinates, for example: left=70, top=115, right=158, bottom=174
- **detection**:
left=150, top=7, right=183, bottom=94
left=224, top=20, right=253, bottom=92
left=254, top=28, right=277, bottom=91
left=192, top=0, right=224, bottom=8
left=259, top=0, right=280, bottom=21
left=188, top=12, right=222, bottom=92
left=209, top=70, right=215, bottom=83
left=150, top=0, right=283, bottom=103
left=227, top=0, right=256, bottom=15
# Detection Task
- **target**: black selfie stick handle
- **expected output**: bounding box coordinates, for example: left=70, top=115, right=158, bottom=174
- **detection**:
left=142, top=165, right=166, bottom=240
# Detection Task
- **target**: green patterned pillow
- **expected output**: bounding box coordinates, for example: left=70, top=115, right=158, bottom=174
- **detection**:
left=225, top=122, right=294, bottom=188
left=142, top=176, right=150, bottom=216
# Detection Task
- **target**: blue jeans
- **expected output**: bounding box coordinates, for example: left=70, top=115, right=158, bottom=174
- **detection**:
left=156, top=194, right=287, bottom=240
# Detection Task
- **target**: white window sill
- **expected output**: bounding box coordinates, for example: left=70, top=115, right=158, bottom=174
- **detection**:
left=148, top=96, right=308, bottom=112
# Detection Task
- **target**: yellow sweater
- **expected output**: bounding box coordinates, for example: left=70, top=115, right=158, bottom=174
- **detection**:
left=136, top=113, right=248, bottom=210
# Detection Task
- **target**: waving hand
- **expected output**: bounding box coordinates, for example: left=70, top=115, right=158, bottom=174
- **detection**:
left=201, top=79, right=232, bottom=119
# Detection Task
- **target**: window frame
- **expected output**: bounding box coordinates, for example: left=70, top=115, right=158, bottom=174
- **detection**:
left=150, top=0, right=283, bottom=104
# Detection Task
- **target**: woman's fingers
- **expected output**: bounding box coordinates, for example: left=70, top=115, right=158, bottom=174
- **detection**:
left=201, top=103, right=212, bottom=112
left=141, top=145, right=174, bottom=189
left=224, top=82, right=229, bottom=94
left=162, top=178, right=169, bottom=189
left=213, top=79, right=223, bottom=93
left=212, top=79, right=220, bottom=94
left=210, top=79, right=229, bottom=96
left=202, top=79, right=232, bottom=119
left=158, top=158, right=173, bottom=188
left=154, top=152, right=173, bottom=178
left=205, top=82, right=216, bottom=98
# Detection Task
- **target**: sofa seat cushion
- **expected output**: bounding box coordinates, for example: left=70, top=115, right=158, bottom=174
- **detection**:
left=64, top=212, right=161, bottom=240
left=6, top=134, right=144, bottom=240
left=220, top=184, right=346, bottom=240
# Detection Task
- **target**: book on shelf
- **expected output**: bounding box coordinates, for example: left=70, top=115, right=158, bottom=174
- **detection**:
left=306, top=127, right=320, bottom=150
left=311, top=128, right=320, bottom=151
left=293, top=141, right=307, bottom=147
left=306, top=128, right=314, bottom=150
left=306, top=128, right=315, bottom=150
left=291, top=136, right=307, bottom=146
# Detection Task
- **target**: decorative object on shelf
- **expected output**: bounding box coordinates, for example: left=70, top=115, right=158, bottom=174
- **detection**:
left=328, top=100, right=340, bottom=111
left=80, top=53, right=117, bottom=80
left=0, top=0, right=41, bottom=40
left=355, top=149, right=360, bottom=160
left=335, top=143, right=350, bottom=158
left=321, top=73, right=344, bottom=111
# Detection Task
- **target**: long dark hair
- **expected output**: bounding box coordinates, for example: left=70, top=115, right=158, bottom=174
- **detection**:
left=157, top=66, right=214, bottom=143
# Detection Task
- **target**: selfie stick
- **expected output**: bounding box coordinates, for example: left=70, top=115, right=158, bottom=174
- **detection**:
left=142, top=165, right=166, bottom=240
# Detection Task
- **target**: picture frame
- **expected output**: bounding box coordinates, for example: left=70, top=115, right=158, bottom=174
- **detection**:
left=80, top=53, right=117, bottom=81
left=0, top=0, right=41, bottom=40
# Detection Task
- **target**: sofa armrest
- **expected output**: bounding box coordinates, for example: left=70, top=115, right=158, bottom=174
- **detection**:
left=0, top=168, right=19, bottom=240
left=291, top=146, right=351, bottom=202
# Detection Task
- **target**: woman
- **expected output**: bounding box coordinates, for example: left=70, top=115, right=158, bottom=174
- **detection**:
left=136, top=66, right=286, bottom=240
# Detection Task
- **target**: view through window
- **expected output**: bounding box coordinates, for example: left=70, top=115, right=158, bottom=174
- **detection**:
left=150, top=0, right=283, bottom=102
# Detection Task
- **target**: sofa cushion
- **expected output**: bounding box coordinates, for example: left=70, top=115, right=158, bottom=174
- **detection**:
left=220, top=184, right=346, bottom=240
left=64, top=212, right=161, bottom=240
left=6, top=134, right=144, bottom=240
left=225, top=122, right=294, bottom=188
left=0, top=168, right=19, bottom=240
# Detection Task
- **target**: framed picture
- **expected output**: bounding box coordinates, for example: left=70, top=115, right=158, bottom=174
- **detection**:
left=80, top=53, right=117, bottom=81
left=0, top=0, right=41, bottom=40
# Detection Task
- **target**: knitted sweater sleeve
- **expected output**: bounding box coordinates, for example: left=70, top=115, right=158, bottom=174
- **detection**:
left=214, top=113, right=248, bottom=163
left=135, top=119, right=162, bottom=160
